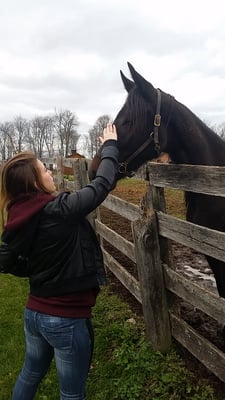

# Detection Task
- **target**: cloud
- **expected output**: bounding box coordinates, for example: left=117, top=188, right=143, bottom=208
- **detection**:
left=0, top=0, right=225, bottom=133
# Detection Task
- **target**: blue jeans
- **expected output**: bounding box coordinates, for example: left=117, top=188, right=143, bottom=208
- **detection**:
left=12, top=309, right=93, bottom=400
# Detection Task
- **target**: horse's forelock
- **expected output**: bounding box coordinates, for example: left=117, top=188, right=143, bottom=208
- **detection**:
left=126, top=88, right=150, bottom=135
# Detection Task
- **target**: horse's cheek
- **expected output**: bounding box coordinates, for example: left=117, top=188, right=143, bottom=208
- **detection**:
left=88, top=170, right=96, bottom=182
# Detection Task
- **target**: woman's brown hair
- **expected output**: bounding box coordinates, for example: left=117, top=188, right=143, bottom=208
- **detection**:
left=0, top=151, right=50, bottom=229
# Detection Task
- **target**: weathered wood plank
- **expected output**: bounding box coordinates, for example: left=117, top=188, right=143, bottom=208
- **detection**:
left=101, top=195, right=140, bottom=221
left=102, top=248, right=141, bottom=303
left=157, top=212, right=225, bottom=262
left=149, top=186, right=172, bottom=266
left=132, top=186, right=171, bottom=352
left=164, top=264, right=225, bottom=325
left=63, top=158, right=76, bottom=168
left=63, top=179, right=76, bottom=192
left=171, top=314, right=225, bottom=383
left=55, top=156, right=64, bottom=191
left=95, top=219, right=136, bottom=262
left=147, top=163, right=225, bottom=196
left=72, top=158, right=88, bottom=191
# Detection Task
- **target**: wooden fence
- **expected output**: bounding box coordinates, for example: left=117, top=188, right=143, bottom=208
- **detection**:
left=52, top=156, right=225, bottom=384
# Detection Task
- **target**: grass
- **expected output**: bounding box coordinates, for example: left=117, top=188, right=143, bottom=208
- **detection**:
left=0, top=275, right=217, bottom=400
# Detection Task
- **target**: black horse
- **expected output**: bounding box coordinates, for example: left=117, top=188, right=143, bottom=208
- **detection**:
left=89, top=62, right=225, bottom=300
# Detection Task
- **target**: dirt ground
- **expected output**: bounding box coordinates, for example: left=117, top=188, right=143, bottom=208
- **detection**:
left=99, top=180, right=225, bottom=399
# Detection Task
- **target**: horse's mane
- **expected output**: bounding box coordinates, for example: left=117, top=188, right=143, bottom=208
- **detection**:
left=174, top=99, right=225, bottom=146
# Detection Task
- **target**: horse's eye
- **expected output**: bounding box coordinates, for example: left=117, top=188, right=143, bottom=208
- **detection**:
left=121, top=120, right=130, bottom=127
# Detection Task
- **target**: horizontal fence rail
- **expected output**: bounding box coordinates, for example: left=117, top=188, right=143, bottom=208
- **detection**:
left=147, top=162, right=225, bottom=196
left=158, top=212, right=225, bottom=262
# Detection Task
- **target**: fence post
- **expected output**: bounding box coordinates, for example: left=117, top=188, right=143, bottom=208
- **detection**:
left=150, top=185, right=174, bottom=268
left=56, top=156, right=64, bottom=192
left=131, top=184, right=171, bottom=352
left=72, top=158, right=96, bottom=227
left=72, top=158, right=88, bottom=190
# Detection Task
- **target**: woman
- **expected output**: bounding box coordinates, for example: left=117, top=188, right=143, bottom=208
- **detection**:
left=0, top=124, right=118, bottom=400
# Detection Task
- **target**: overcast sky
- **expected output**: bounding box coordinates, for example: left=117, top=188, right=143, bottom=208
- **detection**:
left=1, top=0, right=225, bottom=142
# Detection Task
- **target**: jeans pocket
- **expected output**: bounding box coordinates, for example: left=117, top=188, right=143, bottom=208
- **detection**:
left=39, top=315, right=74, bottom=352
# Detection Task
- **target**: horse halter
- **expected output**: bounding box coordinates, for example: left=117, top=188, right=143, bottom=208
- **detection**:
left=118, top=88, right=162, bottom=177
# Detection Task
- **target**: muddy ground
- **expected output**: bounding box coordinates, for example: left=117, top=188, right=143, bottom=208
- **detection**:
left=99, top=180, right=225, bottom=399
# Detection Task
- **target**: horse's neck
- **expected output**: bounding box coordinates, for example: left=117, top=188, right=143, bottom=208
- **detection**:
left=169, top=118, right=225, bottom=166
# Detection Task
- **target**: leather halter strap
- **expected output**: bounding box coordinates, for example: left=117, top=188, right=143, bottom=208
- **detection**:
left=118, top=88, right=162, bottom=176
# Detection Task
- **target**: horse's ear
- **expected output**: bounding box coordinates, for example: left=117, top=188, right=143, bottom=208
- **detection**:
left=120, top=70, right=134, bottom=93
left=127, top=62, right=155, bottom=100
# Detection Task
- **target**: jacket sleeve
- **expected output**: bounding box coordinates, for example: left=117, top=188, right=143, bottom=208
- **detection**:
left=45, top=140, right=119, bottom=219
left=0, top=241, right=30, bottom=277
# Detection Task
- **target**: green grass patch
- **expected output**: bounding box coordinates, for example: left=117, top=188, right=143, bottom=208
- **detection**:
left=86, top=288, right=216, bottom=400
left=0, top=276, right=217, bottom=400
left=63, top=174, right=74, bottom=181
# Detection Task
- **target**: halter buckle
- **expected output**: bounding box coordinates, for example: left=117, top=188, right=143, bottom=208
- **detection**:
left=118, top=162, right=136, bottom=177
left=118, top=162, right=128, bottom=174
left=154, top=114, right=161, bottom=127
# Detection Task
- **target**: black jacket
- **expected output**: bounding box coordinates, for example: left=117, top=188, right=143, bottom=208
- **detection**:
left=0, top=141, right=119, bottom=297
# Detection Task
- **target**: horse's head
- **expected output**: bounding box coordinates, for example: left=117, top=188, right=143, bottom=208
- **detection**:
left=88, top=62, right=174, bottom=181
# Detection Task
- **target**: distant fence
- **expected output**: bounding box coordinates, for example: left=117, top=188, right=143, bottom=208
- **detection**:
left=48, top=156, right=225, bottom=384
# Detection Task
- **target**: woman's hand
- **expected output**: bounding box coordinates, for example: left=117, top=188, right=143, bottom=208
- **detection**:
left=99, top=124, right=117, bottom=144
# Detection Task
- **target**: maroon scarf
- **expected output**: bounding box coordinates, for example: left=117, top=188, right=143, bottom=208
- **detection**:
left=6, top=192, right=55, bottom=231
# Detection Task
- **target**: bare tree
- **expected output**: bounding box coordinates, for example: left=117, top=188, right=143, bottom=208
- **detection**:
left=202, top=119, right=225, bottom=139
left=44, top=116, right=56, bottom=157
left=54, top=109, right=80, bottom=156
left=88, top=114, right=111, bottom=158
left=13, top=116, right=29, bottom=152
left=0, top=122, right=16, bottom=160
left=27, top=116, right=56, bottom=157
left=215, top=122, right=225, bottom=140
left=27, top=117, right=44, bottom=156
left=78, top=134, right=90, bottom=157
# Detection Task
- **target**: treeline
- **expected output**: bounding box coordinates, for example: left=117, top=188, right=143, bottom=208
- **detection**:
left=0, top=109, right=112, bottom=161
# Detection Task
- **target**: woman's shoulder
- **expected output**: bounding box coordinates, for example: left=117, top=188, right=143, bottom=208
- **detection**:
left=43, top=191, right=77, bottom=217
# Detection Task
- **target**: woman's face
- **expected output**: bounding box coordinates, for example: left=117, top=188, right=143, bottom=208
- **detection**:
left=36, top=160, right=56, bottom=193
